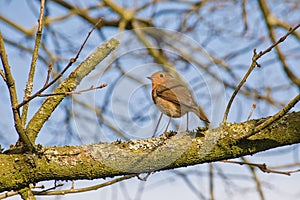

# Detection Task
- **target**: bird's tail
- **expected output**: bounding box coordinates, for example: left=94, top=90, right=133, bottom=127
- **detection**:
left=193, top=106, right=210, bottom=126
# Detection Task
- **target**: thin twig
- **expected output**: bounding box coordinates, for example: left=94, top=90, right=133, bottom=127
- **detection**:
left=36, top=84, right=108, bottom=97
left=131, top=20, right=175, bottom=72
left=221, top=159, right=299, bottom=176
left=36, top=183, right=64, bottom=194
left=172, top=171, right=207, bottom=199
left=25, top=38, right=120, bottom=143
left=252, top=93, right=300, bottom=135
left=222, top=23, right=300, bottom=122
left=255, top=23, right=300, bottom=59
left=73, top=97, right=128, bottom=139
left=30, top=184, right=45, bottom=189
left=258, top=0, right=300, bottom=88
left=271, top=162, right=300, bottom=170
left=16, top=17, right=104, bottom=109
left=0, top=15, right=35, bottom=37
left=209, top=163, right=215, bottom=200
left=0, top=190, right=19, bottom=199
left=247, top=102, right=256, bottom=120
left=222, top=53, right=257, bottom=123
left=34, top=175, right=136, bottom=195
left=44, top=63, right=53, bottom=87
left=242, top=157, right=265, bottom=200
left=0, top=69, right=6, bottom=81
left=136, top=172, right=151, bottom=181
left=71, top=181, right=74, bottom=190
left=241, top=0, right=248, bottom=34
left=21, top=0, right=46, bottom=126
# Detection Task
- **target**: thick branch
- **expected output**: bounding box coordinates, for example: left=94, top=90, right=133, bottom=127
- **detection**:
left=0, top=111, right=299, bottom=192
left=25, top=38, right=119, bottom=142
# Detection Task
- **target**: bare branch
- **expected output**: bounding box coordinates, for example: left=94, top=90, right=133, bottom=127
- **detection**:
left=209, top=163, right=215, bottom=200
left=44, top=63, right=53, bottom=87
left=241, top=0, right=248, bottom=34
left=16, top=17, right=104, bottom=109
left=222, top=23, right=300, bottom=122
left=37, top=84, right=108, bottom=97
left=222, top=159, right=300, bottom=176
left=0, top=190, right=18, bottom=199
left=73, top=97, right=128, bottom=140
left=25, top=38, right=119, bottom=143
left=252, top=93, right=300, bottom=135
left=21, top=0, right=46, bottom=126
left=0, top=15, right=35, bottom=37
left=256, top=23, right=300, bottom=59
left=136, top=173, right=151, bottom=181
left=247, top=102, right=256, bottom=120
left=35, top=183, right=64, bottom=194
left=0, top=31, right=34, bottom=152
left=258, top=0, right=300, bottom=88
left=241, top=157, right=265, bottom=200
left=34, top=175, right=136, bottom=196
left=0, top=69, right=6, bottom=81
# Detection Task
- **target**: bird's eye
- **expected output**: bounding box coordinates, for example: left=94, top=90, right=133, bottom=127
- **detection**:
left=159, top=73, right=164, bottom=78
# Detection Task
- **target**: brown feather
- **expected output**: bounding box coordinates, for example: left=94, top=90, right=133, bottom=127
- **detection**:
left=155, top=79, right=197, bottom=109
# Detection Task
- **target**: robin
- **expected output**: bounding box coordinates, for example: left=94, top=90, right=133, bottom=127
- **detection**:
left=147, top=71, right=209, bottom=136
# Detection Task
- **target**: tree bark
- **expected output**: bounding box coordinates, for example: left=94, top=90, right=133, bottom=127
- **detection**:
left=0, top=111, right=299, bottom=192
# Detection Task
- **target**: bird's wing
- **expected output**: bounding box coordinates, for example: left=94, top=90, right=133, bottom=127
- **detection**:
left=156, top=78, right=210, bottom=123
left=156, top=79, right=196, bottom=108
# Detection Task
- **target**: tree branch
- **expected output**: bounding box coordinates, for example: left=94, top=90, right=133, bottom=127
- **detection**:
left=258, top=0, right=300, bottom=88
left=34, top=175, right=136, bottom=196
left=0, top=15, right=35, bottom=37
left=0, top=32, right=35, bottom=152
left=222, top=23, right=300, bottom=122
left=36, top=84, right=108, bottom=97
left=21, top=0, right=46, bottom=126
left=1, top=111, right=299, bottom=192
left=16, top=17, right=104, bottom=109
left=252, top=93, right=300, bottom=135
left=25, top=38, right=119, bottom=143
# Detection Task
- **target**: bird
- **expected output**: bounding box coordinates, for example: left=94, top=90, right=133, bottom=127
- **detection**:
left=147, top=71, right=209, bottom=136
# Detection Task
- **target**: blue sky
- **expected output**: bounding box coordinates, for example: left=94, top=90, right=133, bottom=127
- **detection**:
left=0, top=1, right=300, bottom=199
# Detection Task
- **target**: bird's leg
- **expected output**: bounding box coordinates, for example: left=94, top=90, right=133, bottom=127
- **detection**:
left=186, top=113, right=189, bottom=131
left=152, top=113, right=163, bottom=138
left=164, top=116, right=172, bottom=137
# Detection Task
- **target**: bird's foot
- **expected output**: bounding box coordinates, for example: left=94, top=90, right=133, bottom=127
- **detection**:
left=163, top=131, right=169, bottom=137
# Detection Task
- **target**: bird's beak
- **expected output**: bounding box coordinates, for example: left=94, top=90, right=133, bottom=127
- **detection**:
left=147, top=77, right=152, bottom=80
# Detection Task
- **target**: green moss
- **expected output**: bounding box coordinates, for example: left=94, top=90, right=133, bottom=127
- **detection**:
left=1, top=112, right=300, bottom=192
